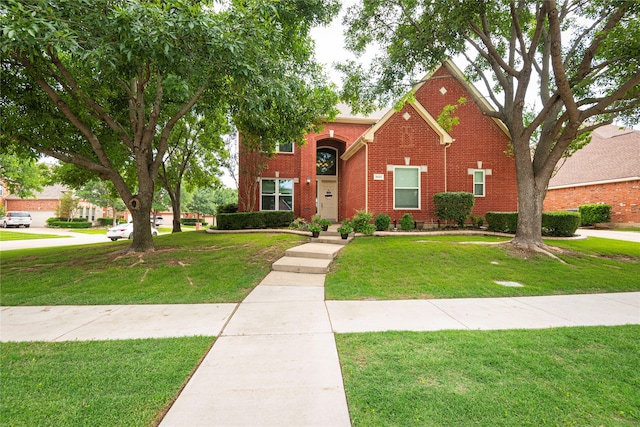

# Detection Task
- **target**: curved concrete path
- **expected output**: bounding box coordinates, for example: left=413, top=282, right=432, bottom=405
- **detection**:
left=1, top=229, right=639, bottom=426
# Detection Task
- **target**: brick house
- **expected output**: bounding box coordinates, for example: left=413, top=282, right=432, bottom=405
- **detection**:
left=3, top=184, right=109, bottom=227
left=238, top=61, right=518, bottom=224
left=544, top=125, right=640, bottom=225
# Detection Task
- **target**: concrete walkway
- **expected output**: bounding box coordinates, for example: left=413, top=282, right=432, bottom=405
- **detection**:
left=1, top=228, right=639, bottom=426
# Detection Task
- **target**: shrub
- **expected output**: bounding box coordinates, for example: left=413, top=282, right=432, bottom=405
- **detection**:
left=181, top=218, right=208, bottom=226
left=46, top=217, right=65, bottom=226
left=485, top=212, right=519, bottom=233
left=351, top=210, right=375, bottom=234
left=399, top=213, right=414, bottom=231
left=374, top=213, right=391, bottom=231
left=433, top=192, right=475, bottom=227
left=289, top=217, right=309, bottom=231
left=471, top=215, right=484, bottom=229
left=217, top=203, right=238, bottom=214
left=217, top=211, right=295, bottom=230
left=97, top=218, right=117, bottom=226
left=579, top=204, right=611, bottom=226
left=542, top=211, right=581, bottom=237
left=49, top=221, right=92, bottom=229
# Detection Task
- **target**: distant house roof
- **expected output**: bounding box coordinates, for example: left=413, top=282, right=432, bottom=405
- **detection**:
left=332, top=103, right=388, bottom=124
left=549, top=125, right=640, bottom=188
left=5, top=183, right=69, bottom=200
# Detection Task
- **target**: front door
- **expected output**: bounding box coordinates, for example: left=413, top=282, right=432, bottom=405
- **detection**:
left=318, top=179, right=338, bottom=221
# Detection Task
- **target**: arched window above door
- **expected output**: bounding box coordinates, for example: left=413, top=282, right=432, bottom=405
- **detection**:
left=316, top=147, right=337, bottom=176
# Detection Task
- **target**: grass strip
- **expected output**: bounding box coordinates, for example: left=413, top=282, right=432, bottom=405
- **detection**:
left=337, top=325, right=640, bottom=427
left=1, top=232, right=306, bottom=305
left=326, top=236, right=640, bottom=300
left=1, top=336, right=213, bottom=427
left=0, top=230, right=70, bottom=241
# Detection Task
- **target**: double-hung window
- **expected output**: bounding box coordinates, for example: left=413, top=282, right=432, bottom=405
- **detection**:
left=473, top=170, right=485, bottom=197
left=277, top=141, right=293, bottom=153
left=394, top=166, right=420, bottom=209
left=261, top=179, right=293, bottom=211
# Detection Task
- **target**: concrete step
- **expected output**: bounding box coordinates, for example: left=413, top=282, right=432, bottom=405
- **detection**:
left=312, top=235, right=353, bottom=245
left=285, top=243, right=345, bottom=259
left=272, top=256, right=333, bottom=274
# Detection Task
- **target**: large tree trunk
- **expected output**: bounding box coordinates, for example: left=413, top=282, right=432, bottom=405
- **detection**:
left=127, top=193, right=155, bottom=253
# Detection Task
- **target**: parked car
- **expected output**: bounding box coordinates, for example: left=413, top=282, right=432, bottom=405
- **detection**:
left=151, top=216, right=164, bottom=226
left=1, top=211, right=33, bottom=228
left=106, top=222, right=158, bottom=241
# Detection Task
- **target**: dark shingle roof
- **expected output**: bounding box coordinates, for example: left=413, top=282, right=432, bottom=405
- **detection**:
left=549, top=125, right=640, bottom=188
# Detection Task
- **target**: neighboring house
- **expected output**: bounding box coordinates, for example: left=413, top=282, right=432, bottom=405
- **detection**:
left=3, top=184, right=108, bottom=227
left=544, top=125, right=640, bottom=225
left=238, top=60, right=518, bottom=224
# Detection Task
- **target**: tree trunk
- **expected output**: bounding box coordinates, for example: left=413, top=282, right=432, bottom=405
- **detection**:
left=127, top=195, right=155, bottom=253
left=170, top=187, right=182, bottom=233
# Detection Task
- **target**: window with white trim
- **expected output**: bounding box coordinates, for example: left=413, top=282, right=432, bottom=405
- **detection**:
left=277, top=141, right=293, bottom=153
left=261, top=179, right=293, bottom=211
left=394, top=166, right=420, bottom=209
left=473, top=170, right=485, bottom=197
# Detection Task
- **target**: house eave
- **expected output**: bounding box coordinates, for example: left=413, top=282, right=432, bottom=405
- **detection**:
left=548, top=176, right=640, bottom=190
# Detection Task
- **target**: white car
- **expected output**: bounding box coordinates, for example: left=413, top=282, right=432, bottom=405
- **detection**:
left=1, top=211, right=33, bottom=228
left=107, top=222, right=158, bottom=241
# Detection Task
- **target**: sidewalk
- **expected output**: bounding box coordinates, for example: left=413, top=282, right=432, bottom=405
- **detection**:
left=1, top=233, right=639, bottom=426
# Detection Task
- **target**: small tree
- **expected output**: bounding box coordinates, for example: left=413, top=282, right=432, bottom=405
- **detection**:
left=56, top=191, right=79, bottom=220
left=433, top=192, right=475, bottom=228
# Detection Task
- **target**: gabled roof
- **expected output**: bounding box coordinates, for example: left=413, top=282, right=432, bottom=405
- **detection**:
left=5, top=184, right=69, bottom=200
left=341, top=60, right=509, bottom=161
left=549, top=125, right=640, bottom=188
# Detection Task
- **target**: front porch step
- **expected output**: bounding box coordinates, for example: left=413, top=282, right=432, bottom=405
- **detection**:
left=272, top=256, right=333, bottom=274
left=311, top=235, right=353, bottom=245
left=285, top=243, right=345, bottom=259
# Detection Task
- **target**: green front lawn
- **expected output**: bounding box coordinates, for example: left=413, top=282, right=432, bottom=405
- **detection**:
left=0, top=230, right=70, bottom=241
left=1, top=337, right=213, bottom=427
left=337, top=325, right=640, bottom=426
left=0, top=232, right=306, bottom=305
left=326, top=236, right=640, bottom=300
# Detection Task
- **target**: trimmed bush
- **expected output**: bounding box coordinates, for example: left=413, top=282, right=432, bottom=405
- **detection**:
left=374, top=213, right=391, bottom=231
left=400, top=213, right=414, bottom=231
left=486, top=211, right=580, bottom=237
left=351, top=210, right=375, bottom=234
left=217, top=203, right=238, bottom=214
left=46, top=217, right=65, bottom=226
left=542, top=211, right=581, bottom=237
left=579, top=204, right=611, bottom=226
left=433, top=192, right=475, bottom=227
left=181, top=218, right=208, bottom=227
left=217, top=211, right=295, bottom=230
left=49, top=221, right=92, bottom=229
left=97, top=218, right=115, bottom=226
left=486, top=212, right=519, bottom=233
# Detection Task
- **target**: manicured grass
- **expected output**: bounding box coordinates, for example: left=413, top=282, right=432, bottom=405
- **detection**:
left=337, top=325, right=640, bottom=427
left=325, top=235, right=640, bottom=300
left=0, top=230, right=69, bottom=241
left=0, top=232, right=306, bottom=305
left=62, top=228, right=110, bottom=234
left=1, top=337, right=213, bottom=427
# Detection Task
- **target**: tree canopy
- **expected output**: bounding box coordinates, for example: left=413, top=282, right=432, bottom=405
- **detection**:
left=340, top=0, right=640, bottom=251
left=1, top=0, right=339, bottom=252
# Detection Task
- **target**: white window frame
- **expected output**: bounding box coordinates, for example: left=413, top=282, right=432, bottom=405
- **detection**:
left=260, top=179, right=294, bottom=211
left=276, top=141, right=294, bottom=154
left=393, top=166, right=421, bottom=210
left=472, top=169, right=486, bottom=197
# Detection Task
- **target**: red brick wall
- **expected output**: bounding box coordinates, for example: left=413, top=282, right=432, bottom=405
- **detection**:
left=544, top=180, right=640, bottom=224
left=238, top=65, right=518, bottom=224
left=362, top=66, right=517, bottom=223
left=6, top=199, right=60, bottom=211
